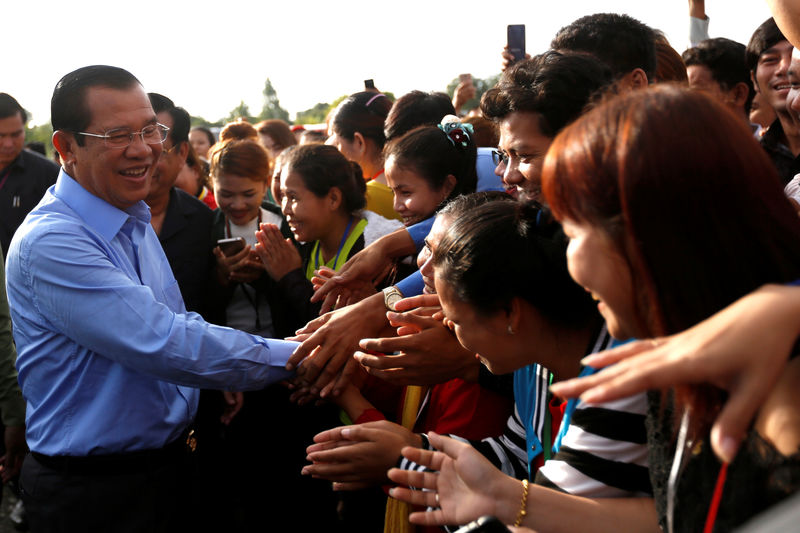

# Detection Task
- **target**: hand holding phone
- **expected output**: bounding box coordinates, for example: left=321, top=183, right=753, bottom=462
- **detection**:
left=217, top=237, right=246, bottom=257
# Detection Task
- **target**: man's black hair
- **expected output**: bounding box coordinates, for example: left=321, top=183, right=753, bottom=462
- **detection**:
left=0, top=93, right=27, bottom=123
left=551, top=13, right=657, bottom=81
left=481, top=50, right=612, bottom=137
left=683, top=38, right=755, bottom=112
left=745, top=17, right=789, bottom=74
left=148, top=92, right=190, bottom=145
left=51, top=65, right=141, bottom=146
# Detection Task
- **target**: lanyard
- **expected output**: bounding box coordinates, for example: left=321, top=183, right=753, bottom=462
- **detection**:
left=306, top=217, right=367, bottom=281
left=0, top=166, right=11, bottom=192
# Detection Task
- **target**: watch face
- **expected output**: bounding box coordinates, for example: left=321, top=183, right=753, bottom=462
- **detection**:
left=385, top=289, right=403, bottom=311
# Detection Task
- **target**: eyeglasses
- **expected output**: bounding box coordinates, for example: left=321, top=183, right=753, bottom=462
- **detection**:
left=74, top=123, right=169, bottom=148
left=492, top=149, right=509, bottom=166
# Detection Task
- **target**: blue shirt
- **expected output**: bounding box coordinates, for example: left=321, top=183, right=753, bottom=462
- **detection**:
left=6, top=170, right=296, bottom=456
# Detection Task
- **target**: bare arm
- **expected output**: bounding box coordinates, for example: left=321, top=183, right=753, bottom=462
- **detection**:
left=550, top=284, right=800, bottom=463
left=387, top=432, right=658, bottom=532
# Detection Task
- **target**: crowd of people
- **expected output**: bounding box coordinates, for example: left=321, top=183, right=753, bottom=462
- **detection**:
left=2, top=2, right=800, bottom=533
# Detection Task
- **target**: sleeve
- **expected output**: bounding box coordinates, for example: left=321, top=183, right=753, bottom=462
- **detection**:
left=0, top=250, right=25, bottom=427
left=395, top=270, right=425, bottom=298
left=398, top=404, right=529, bottom=481
left=19, top=227, right=295, bottom=392
left=406, top=217, right=435, bottom=252
left=689, top=15, right=710, bottom=47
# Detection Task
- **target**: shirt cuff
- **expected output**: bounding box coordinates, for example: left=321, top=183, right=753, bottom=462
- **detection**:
left=263, top=338, right=300, bottom=382
left=395, top=271, right=425, bottom=298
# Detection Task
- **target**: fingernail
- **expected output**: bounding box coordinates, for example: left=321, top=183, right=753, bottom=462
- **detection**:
left=285, top=363, right=294, bottom=371
left=716, top=435, right=739, bottom=463
left=342, top=428, right=352, bottom=438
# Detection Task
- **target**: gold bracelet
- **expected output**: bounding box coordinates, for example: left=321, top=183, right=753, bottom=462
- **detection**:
left=514, top=478, right=529, bottom=527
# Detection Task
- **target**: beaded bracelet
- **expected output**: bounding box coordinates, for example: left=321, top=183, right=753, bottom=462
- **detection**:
left=514, top=479, right=529, bottom=527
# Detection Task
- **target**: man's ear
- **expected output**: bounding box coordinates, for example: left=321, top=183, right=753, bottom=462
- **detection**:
left=177, top=140, right=190, bottom=163
left=731, top=82, right=751, bottom=109
left=52, top=130, right=77, bottom=168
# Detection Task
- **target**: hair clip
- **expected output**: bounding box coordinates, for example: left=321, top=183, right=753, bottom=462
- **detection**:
left=437, top=118, right=474, bottom=148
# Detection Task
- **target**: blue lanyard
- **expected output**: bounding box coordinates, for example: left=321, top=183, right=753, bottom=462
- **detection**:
left=314, top=216, right=353, bottom=272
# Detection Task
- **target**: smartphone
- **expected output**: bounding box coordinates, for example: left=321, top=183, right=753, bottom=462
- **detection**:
left=364, top=79, right=375, bottom=90
left=507, top=24, right=526, bottom=65
left=217, top=237, right=246, bottom=256
left=459, top=73, right=473, bottom=85
left=454, top=516, right=512, bottom=533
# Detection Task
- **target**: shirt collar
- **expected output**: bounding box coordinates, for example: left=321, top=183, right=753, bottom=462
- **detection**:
left=54, top=168, right=151, bottom=241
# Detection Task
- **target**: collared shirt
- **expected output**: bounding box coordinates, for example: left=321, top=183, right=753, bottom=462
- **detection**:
left=6, top=170, right=295, bottom=456
left=0, top=149, right=59, bottom=259
left=759, top=119, right=800, bottom=186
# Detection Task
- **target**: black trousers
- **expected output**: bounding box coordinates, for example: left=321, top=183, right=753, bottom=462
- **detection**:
left=20, top=450, right=196, bottom=533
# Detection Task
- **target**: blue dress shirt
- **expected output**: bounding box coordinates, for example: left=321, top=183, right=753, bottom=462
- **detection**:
left=6, top=170, right=296, bottom=456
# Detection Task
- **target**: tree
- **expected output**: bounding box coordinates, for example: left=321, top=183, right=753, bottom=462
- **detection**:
left=226, top=101, right=254, bottom=123
left=258, top=79, right=290, bottom=123
left=25, top=122, right=54, bottom=157
left=446, top=75, right=501, bottom=114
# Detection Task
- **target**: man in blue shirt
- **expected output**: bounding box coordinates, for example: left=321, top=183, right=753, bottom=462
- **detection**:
left=5, top=65, right=296, bottom=532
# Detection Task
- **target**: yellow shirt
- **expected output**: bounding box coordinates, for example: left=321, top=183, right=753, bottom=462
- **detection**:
left=366, top=180, right=401, bottom=221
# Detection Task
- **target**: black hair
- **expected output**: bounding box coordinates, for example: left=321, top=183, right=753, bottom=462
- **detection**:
left=191, top=126, right=216, bottom=147
left=481, top=50, right=613, bottom=137
left=0, top=93, right=27, bottom=123
left=384, top=90, right=456, bottom=142
left=283, top=144, right=366, bottom=214
left=332, top=91, right=392, bottom=149
left=51, top=65, right=141, bottom=146
left=433, top=201, right=595, bottom=325
left=148, top=92, right=191, bottom=145
left=682, top=38, right=755, bottom=112
left=551, top=13, right=657, bottom=81
left=745, top=17, right=788, bottom=74
left=384, top=124, right=477, bottom=201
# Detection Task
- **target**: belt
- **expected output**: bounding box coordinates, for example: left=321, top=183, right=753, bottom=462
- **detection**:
left=31, top=429, right=196, bottom=476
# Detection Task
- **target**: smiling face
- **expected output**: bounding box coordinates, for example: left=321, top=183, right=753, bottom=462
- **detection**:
left=63, top=85, right=162, bottom=210
left=280, top=167, right=335, bottom=242
left=214, top=172, right=266, bottom=226
left=754, top=39, right=793, bottom=115
left=385, top=155, right=451, bottom=226
left=494, top=111, right=553, bottom=202
left=562, top=219, right=643, bottom=340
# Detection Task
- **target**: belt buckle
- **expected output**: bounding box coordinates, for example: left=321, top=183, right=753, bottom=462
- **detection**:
left=185, top=429, right=197, bottom=452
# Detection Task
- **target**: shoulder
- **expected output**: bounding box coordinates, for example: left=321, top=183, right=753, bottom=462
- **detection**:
left=20, top=150, right=60, bottom=181
left=173, top=188, right=213, bottom=220
left=362, top=210, right=404, bottom=246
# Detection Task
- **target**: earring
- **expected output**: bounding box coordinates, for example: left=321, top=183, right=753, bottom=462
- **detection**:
left=507, top=324, right=515, bottom=335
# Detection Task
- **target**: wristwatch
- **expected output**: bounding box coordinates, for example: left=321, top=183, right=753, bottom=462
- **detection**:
left=382, top=286, right=404, bottom=311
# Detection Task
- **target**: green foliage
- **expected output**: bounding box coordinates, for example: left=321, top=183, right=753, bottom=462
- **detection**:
left=445, top=75, right=501, bottom=113
left=294, top=102, right=332, bottom=125
left=25, top=122, right=54, bottom=157
left=258, top=79, right=290, bottom=123
left=226, top=101, right=255, bottom=124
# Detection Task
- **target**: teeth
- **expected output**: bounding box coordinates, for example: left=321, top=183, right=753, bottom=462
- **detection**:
left=121, top=168, right=147, bottom=177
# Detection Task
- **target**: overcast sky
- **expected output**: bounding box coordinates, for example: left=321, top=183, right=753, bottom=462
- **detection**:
left=7, top=0, right=772, bottom=126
